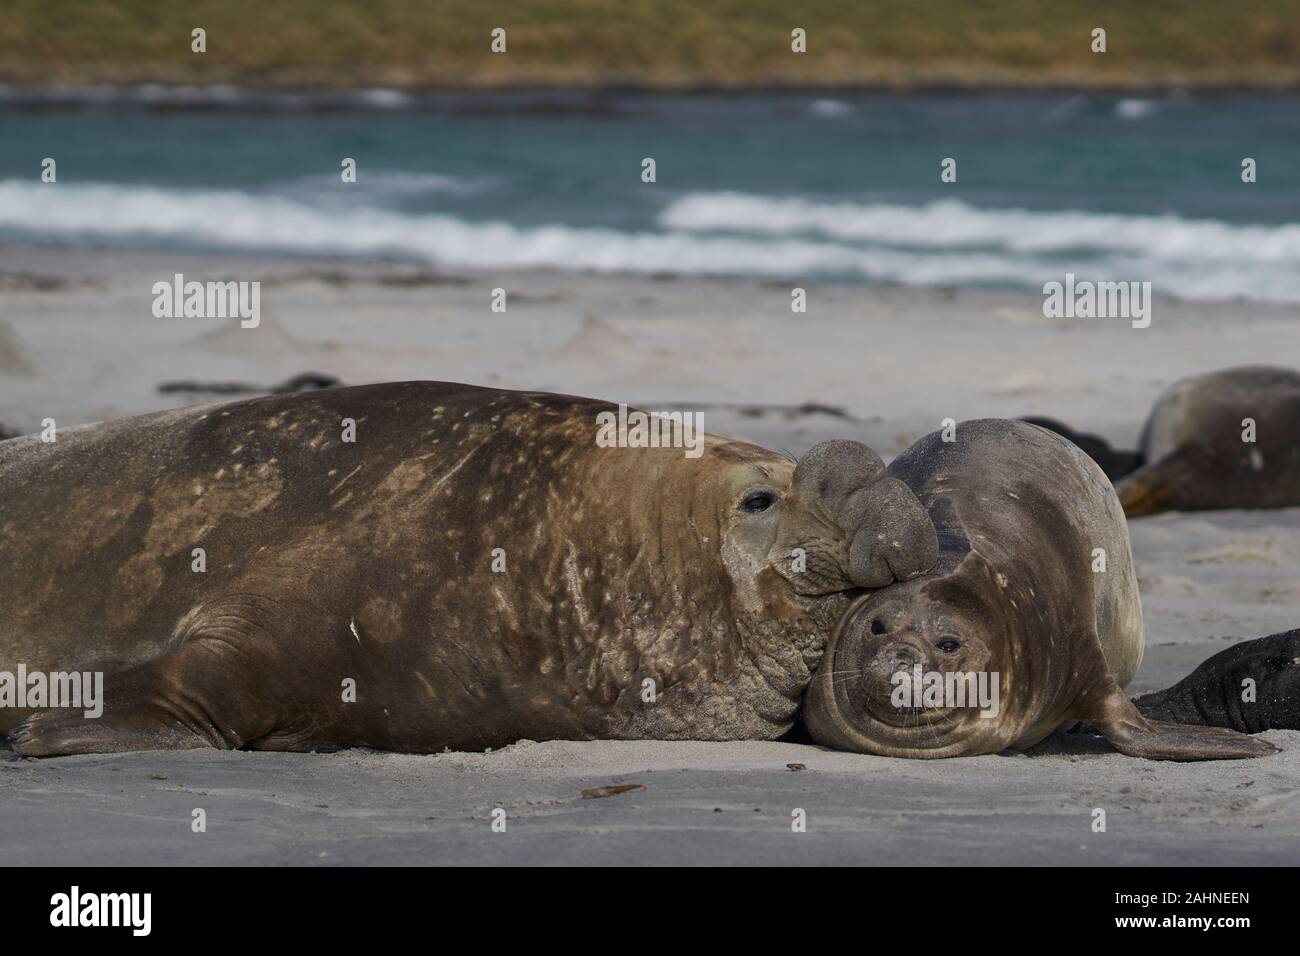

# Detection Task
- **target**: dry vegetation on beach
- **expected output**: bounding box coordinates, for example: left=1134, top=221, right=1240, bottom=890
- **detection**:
left=5, top=0, right=1300, bottom=90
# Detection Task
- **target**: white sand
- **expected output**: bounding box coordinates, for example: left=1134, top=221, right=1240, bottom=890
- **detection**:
left=4, top=737, right=1298, bottom=866
left=2, top=245, right=1298, bottom=865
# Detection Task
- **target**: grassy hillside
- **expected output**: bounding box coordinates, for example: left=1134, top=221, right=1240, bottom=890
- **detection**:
left=4, top=0, right=1300, bottom=90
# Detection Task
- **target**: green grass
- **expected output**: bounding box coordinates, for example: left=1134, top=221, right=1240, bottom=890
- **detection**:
left=4, top=0, right=1300, bottom=89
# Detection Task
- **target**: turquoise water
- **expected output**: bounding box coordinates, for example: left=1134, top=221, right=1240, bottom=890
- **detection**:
left=1, top=88, right=1298, bottom=301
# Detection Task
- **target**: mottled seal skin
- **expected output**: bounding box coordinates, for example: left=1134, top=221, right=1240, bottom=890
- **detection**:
left=805, top=420, right=1277, bottom=760
left=1, top=382, right=937, bottom=756
left=1117, top=366, right=1300, bottom=516
left=1133, top=629, right=1300, bottom=733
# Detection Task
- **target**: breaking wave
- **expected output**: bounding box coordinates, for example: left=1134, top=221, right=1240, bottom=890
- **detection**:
left=2, top=180, right=1298, bottom=302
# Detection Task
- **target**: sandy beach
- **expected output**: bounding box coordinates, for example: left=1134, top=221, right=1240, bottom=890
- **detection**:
left=1, top=245, right=1298, bottom=865
left=4, top=737, right=1298, bottom=866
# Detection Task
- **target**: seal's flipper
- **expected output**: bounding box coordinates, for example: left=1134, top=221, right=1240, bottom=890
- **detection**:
left=9, top=702, right=213, bottom=756
left=1089, top=689, right=1278, bottom=761
left=1133, top=629, right=1300, bottom=732
left=1114, top=464, right=1179, bottom=517
left=1100, top=716, right=1279, bottom=761
left=7, top=637, right=282, bottom=757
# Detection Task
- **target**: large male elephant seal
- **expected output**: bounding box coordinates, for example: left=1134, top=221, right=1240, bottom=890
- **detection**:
left=1, top=382, right=937, bottom=756
left=1117, top=366, right=1300, bottom=516
left=804, top=420, right=1277, bottom=760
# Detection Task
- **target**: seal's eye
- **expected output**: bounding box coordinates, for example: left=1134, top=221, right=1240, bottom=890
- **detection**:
left=870, top=619, right=887, bottom=635
left=936, top=638, right=961, bottom=654
left=739, top=490, right=777, bottom=514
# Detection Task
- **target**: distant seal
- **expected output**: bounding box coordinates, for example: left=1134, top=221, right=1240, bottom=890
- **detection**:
left=1132, top=628, right=1300, bottom=733
left=804, top=419, right=1277, bottom=760
left=1117, top=366, right=1300, bottom=516
left=2, top=382, right=937, bottom=756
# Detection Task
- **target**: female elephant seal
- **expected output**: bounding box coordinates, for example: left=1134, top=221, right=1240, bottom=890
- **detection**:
left=1, top=381, right=937, bottom=756
left=1117, top=365, right=1300, bottom=516
left=805, top=419, right=1277, bottom=760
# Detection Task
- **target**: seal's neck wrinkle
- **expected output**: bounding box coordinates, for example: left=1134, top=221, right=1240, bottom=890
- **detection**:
left=592, top=439, right=832, bottom=738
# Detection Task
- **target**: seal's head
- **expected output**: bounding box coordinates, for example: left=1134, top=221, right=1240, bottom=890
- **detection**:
left=627, top=434, right=939, bottom=732
left=744, top=439, right=938, bottom=598
left=804, top=579, right=1004, bottom=757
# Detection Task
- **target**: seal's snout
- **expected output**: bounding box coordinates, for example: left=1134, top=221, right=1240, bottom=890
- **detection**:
left=780, top=439, right=937, bottom=594
left=865, top=641, right=922, bottom=686
left=846, top=477, right=938, bottom=588
left=848, top=600, right=927, bottom=694
left=862, top=631, right=930, bottom=680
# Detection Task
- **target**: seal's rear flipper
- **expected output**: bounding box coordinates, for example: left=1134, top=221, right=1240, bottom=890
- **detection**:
left=1133, top=629, right=1300, bottom=732
left=1090, top=690, right=1278, bottom=761
left=1099, top=716, right=1279, bottom=761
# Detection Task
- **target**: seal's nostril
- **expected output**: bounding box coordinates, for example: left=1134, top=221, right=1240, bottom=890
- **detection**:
left=870, top=619, right=887, bottom=635
left=871, top=648, right=918, bottom=677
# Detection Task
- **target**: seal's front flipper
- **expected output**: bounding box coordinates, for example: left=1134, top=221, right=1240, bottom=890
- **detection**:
left=9, top=703, right=212, bottom=756
left=1133, top=629, right=1300, bottom=732
left=1089, top=689, right=1278, bottom=761
left=7, top=593, right=362, bottom=757
left=7, top=637, right=280, bottom=757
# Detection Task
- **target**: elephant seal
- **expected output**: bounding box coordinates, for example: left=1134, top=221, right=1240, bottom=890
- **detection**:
left=1, top=381, right=937, bottom=756
left=1018, top=416, right=1142, bottom=481
left=1117, top=366, right=1300, bottom=516
left=1132, top=628, right=1300, bottom=733
left=805, top=419, right=1277, bottom=760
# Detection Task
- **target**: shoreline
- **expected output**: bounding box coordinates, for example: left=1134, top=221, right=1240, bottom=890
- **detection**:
left=5, top=83, right=1300, bottom=110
